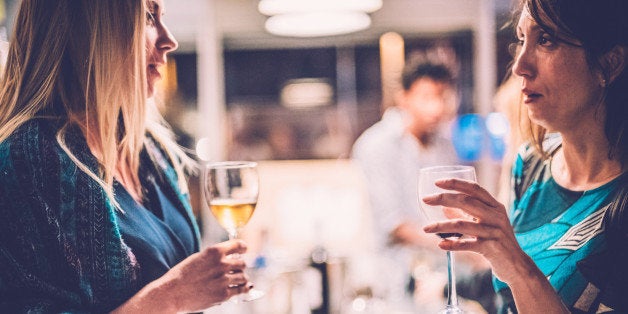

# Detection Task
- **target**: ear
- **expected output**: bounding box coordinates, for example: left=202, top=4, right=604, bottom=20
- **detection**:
left=600, top=45, right=627, bottom=85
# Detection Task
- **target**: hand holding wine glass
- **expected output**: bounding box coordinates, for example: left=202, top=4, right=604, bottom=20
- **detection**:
left=418, top=165, right=476, bottom=314
left=204, top=161, right=264, bottom=302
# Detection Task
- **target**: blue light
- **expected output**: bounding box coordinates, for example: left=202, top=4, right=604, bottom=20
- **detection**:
left=450, top=112, right=510, bottom=162
left=451, top=114, right=484, bottom=162
left=486, top=112, right=509, bottom=161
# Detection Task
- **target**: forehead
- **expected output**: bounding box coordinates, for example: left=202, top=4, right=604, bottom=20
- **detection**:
left=516, top=6, right=551, bottom=34
left=147, top=0, right=164, bottom=10
left=408, top=78, right=453, bottom=94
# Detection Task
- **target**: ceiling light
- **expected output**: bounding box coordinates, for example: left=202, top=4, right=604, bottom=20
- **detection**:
left=258, top=0, right=383, bottom=16
left=265, top=11, right=371, bottom=37
left=280, top=78, right=333, bottom=108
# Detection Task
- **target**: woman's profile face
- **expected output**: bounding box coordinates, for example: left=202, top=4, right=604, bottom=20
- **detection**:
left=145, top=0, right=178, bottom=97
left=511, top=7, right=604, bottom=133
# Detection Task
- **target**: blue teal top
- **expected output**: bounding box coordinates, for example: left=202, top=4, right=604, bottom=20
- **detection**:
left=115, top=174, right=196, bottom=288
left=494, top=135, right=627, bottom=313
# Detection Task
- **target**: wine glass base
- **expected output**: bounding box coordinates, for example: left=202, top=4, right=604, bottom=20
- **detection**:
left=438, top=305, right=464, bottom=314
left=242, top=288, right=265, bottom=302
left=230, top=288, right=265, bottom=303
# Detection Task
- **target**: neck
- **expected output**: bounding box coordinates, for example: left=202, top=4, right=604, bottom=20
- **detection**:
left=552, top=131, right=623, bottom=191
left=85, top=128, right=143, bottom=203
left=406, top=127, right=432, bottom=147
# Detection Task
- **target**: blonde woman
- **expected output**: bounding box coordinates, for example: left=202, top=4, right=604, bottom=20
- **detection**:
left=0, top=0, right=251, bottom=312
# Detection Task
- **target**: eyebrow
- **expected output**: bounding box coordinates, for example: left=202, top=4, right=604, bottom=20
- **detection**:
left=516, top=22, right=545, bottom=37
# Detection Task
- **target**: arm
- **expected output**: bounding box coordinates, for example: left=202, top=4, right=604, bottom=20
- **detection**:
left=111, top=241, right=250, bottom=313
left=0, top=123, right=251, bottom=312
left=421, top=179, right=570, bottom=314
left=352, top=142, right=415, bottom=248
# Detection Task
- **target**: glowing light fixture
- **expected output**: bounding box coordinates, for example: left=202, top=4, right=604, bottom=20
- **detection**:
left=258, top=0, right=383, bottom=15
left=280, top=78, right=333, bottom=108
left=258, top=0, right=382, bottom=37
left=265, top=11, right=371, bottom=38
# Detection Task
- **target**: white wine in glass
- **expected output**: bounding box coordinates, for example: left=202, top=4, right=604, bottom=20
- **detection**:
left=205, top=161, right=264, bottom=302
left=209, top=199, right=257, bottom=237
left=418, top=165, right=476, bottom=314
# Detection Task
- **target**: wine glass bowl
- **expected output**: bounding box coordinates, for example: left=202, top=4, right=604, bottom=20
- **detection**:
left=204, top=161, right=264, bottom=302
left=417, top=165, right=476, bottom=314
left=208, top=199, right=256, bottom=238
left=418, top=165, right=476, bottom=238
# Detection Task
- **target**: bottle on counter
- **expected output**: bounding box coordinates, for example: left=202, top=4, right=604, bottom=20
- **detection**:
left=309, top=244, right=330, bottom=314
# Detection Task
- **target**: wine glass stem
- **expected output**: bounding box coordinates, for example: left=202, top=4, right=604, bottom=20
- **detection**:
left=228, top=230, right=238, bottom=241
left=446, top=251, right=459, bottom=308
left=228, top=230, right=241, bottom=259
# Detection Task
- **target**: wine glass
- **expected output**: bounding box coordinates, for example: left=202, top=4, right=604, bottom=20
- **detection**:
left=418, top=165, right=476, bottom=314
left=204, top=161, right=264, bottom=302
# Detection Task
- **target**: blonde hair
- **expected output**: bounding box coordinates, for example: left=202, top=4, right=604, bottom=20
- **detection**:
left=0, top=0, right=194, bottom=207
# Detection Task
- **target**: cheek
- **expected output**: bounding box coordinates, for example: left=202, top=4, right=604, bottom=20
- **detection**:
left=145, top=31, right=158, bottom=53
left=547, top=57, right=595, bottom=97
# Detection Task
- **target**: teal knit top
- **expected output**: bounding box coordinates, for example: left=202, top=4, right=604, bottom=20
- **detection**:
left=0, top=118, right=200, bottom=312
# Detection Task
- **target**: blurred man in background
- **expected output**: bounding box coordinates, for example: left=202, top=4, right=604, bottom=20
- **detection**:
left=351, top=60, right=459, bottom=304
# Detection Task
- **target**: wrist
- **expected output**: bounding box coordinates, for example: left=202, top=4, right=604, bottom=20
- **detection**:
left=112, top=276, right=180, bottom=314
left=503, top=252, right=570, bottom=314
left=503, top=252, right=545, bottom=290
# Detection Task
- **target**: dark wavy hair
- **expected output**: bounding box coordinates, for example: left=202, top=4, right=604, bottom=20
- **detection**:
left=513, top=0, right=628, bottom=167
left=401, top=61, right=454, bottom=91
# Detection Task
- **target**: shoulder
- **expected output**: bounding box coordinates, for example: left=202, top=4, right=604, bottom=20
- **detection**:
left=352, top=113, right=404, bottom=158
left=512, top=134, right=562, bottom=199
left=0, top=119, right=73, bottom=219
left=0, top=119, right=61, bottom=174
left=0, top=119, right=88, bottom=196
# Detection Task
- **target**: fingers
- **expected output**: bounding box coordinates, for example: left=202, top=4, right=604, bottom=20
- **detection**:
left=421, top=178, right=507, bottom=223
left=225, top=271, right=249, bottom=288
left=423, top=192, right=501, bottom=223
left=442, top=207, right=471, bottom=220
left=437, top=237, right=480, bottom=252
left=214, top=239, right=248, bottom=256
left=198, top=244, right=248, bottom=279
left=225, top=259, right=247, bottom=273
left=423, top=219, right=500, bottom=240
left=216, top=267, right=252, bottom=300
left=424, top=219, right=477, bottom=237
left=227, top=281, right=254, bottom=297
left=201, top=240, right=248, bottom=264
left=435, top=178, right=499, bottom=207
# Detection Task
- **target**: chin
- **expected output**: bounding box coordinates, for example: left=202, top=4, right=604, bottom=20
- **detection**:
left=147, top=81, right=156, bottom=98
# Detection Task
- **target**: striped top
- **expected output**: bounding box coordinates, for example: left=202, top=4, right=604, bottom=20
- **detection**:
left=494, top=135, right=627, bottom=313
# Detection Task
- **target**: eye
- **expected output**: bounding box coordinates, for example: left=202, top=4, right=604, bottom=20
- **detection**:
left=537, top=33, right=555, bottom=47
left=146, top=11, right=156, bottom=25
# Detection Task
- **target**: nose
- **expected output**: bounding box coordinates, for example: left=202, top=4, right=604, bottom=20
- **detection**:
left=157, top=23, right=178, bottom=53
left=423, top=99, right=447, bottom=121
left=512, top=43, right=534, bottom=79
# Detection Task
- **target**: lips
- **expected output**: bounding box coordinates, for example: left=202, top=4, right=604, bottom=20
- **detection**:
left=147, top=63, right=162, bottom=78
left=521, top=88, right=542, bottom=103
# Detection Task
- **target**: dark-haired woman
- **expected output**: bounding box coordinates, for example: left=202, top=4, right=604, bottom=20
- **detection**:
left=422, top=0, right=627, bottom=312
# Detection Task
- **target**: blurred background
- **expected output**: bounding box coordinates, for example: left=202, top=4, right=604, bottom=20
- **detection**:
left=0, top=1, right=519, bottom=313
